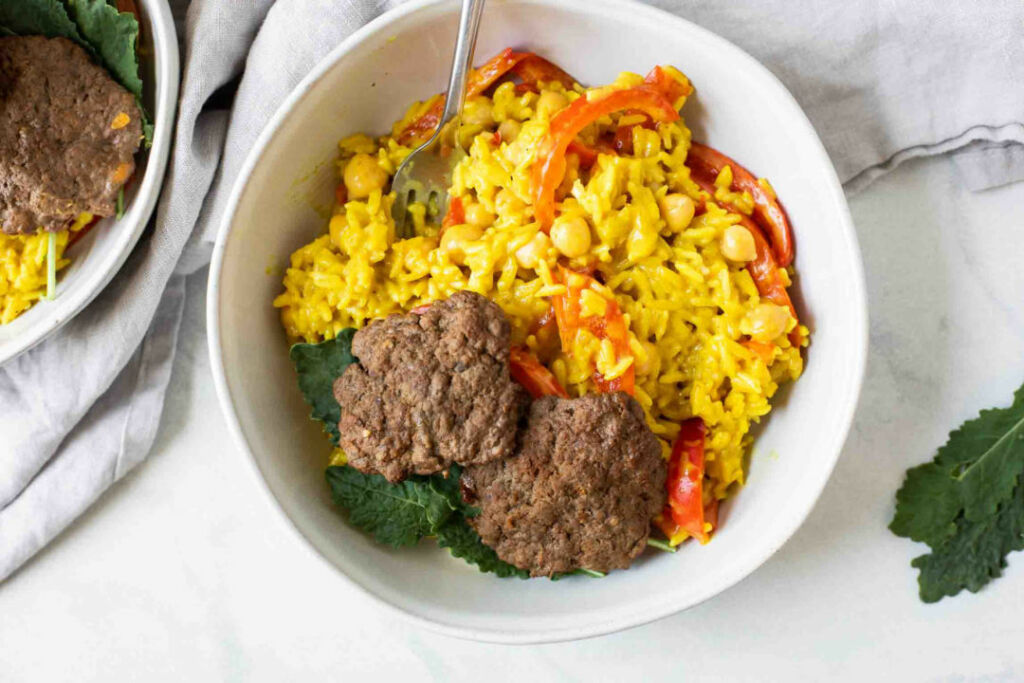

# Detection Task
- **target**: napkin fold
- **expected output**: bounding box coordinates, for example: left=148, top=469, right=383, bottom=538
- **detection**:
left=3, top=0, right=1024, bottom=581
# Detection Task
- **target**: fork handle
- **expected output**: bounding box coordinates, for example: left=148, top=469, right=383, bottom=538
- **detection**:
left=438, top=0, right=487, bottom=128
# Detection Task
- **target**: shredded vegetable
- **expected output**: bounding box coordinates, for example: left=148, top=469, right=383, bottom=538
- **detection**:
left=646, top=538, right=677, bottom=553
left=45, top=231, right=57, bottom=300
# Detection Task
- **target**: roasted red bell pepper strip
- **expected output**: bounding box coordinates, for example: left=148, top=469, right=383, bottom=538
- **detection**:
left=572, top=68, right=689, bottom=162
left=566, top=139, right=606, bottom=168
left=509, top=346, right=569, bottom=398
left=664, top=417, right=711, bottom=544
left=609, top=110, right=658, bottom=156
left=510, top=54, right=576, bottom=89
left=469, top=48, right=532, bottom=95
left=115, top=0, right=140, bottom=19
left=551, top=267, right=635, bottom=395
left=688, top=142, right=794, bottom=267
left=532, top=86, right=680, bottom=229
left=642, top=65, right=694, bottom=105
left=611, top=124, right=635, bottom=155
left=704, top=498, right=720, bottom=531
left=396, top=98, right=445, bottom=147
left=743, top=340, right=775, bottom=365
left=441, top=196, right=465, bottom=232
left=691, top=172, right=803, bottom=347
left=397, top=48, right=532, bottom=146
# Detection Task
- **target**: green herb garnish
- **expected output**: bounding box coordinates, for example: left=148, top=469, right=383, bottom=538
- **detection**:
left=891, top=381, right=1024, bottom=602
left=116, top=187, right=124, bottom=219
left=646, top=538, right=677, bottom=553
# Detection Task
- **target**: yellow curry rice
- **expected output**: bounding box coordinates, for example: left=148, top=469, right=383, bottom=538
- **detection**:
left=274, top=70, right=806, bottom=545
left=0, top=212, right=92, bottom=324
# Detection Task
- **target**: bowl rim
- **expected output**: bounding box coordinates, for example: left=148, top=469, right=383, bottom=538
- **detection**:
left=207, top=0, right=869, bottom=644
left=0, top=0, right=180, bottom=364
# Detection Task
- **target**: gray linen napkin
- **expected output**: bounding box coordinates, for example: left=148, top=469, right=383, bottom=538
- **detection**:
left=2, top=0, right=1023, bottom=581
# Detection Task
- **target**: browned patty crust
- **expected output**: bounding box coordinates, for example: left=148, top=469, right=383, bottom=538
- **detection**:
left=334, top=291, right=529, bottom=483
left=463, top=393, right=667, bottom=577
left=0, top=36, right=142, bottom=235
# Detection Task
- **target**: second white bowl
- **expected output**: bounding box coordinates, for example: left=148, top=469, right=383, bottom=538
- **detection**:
left=0, top=0, right=179, bottom=364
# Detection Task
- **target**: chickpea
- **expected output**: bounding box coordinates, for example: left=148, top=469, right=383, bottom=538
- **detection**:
left=659, top=193, right=695, bottom=232
left=550, top=215, right=592, bottom=258
left=462, top=97, right=494, bottom=126
left=464, top=202, right=495, bottom=228
left=495, top=188, right=526, bottom=216
left=343, top=153, right=388, bottom=199
left=515, top=231, right=552, bottom=270
left=441, top=224, right=484, bottom=265
left=745, top=303, right=792, bottom=342
left=536, top=90, right=569, bottom=119
left=497, top=119, right=521, bottom=143
left=720, top=225, right=757, bottom=262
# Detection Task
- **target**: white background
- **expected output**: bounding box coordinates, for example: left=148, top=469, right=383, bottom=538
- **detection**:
left=2, top=155, right=1023, bottom=681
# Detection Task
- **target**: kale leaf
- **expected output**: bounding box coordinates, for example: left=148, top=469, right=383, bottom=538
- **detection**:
left=891, top=381, right=1024, bottom=601
left=0, top=0, right=152, bottom=145
left=65, top=0, right=143, bottom=99
left=290, top=329, right=358, bottom=446
left=435, top=517, right=529, bottom=579
left=325, top=466, right=457, bottom=548
left=912, top=480, right=1024, bottom=603
left=428, top=463, right=476, bottom=516
left=0, top=0, right=83, bottom=40
left=891, top=383, right=1024, bottom=545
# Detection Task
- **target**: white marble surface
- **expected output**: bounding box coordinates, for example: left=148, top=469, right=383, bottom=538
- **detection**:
left=2, top=155, right=1023, bottom=681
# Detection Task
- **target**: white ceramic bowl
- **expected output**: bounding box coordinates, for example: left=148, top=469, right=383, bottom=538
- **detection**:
left=0, top=0, right=179, bottom=364
left=209, top=0, right=867, bottom=644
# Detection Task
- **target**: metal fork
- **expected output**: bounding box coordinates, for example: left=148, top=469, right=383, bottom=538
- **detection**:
left=391, top=0, right=486, bottom=238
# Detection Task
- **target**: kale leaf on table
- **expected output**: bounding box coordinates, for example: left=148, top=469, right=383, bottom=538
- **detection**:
left=911, top=481, right=1024, bottom=603
left=891, top=381, right=1024, bottom=602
